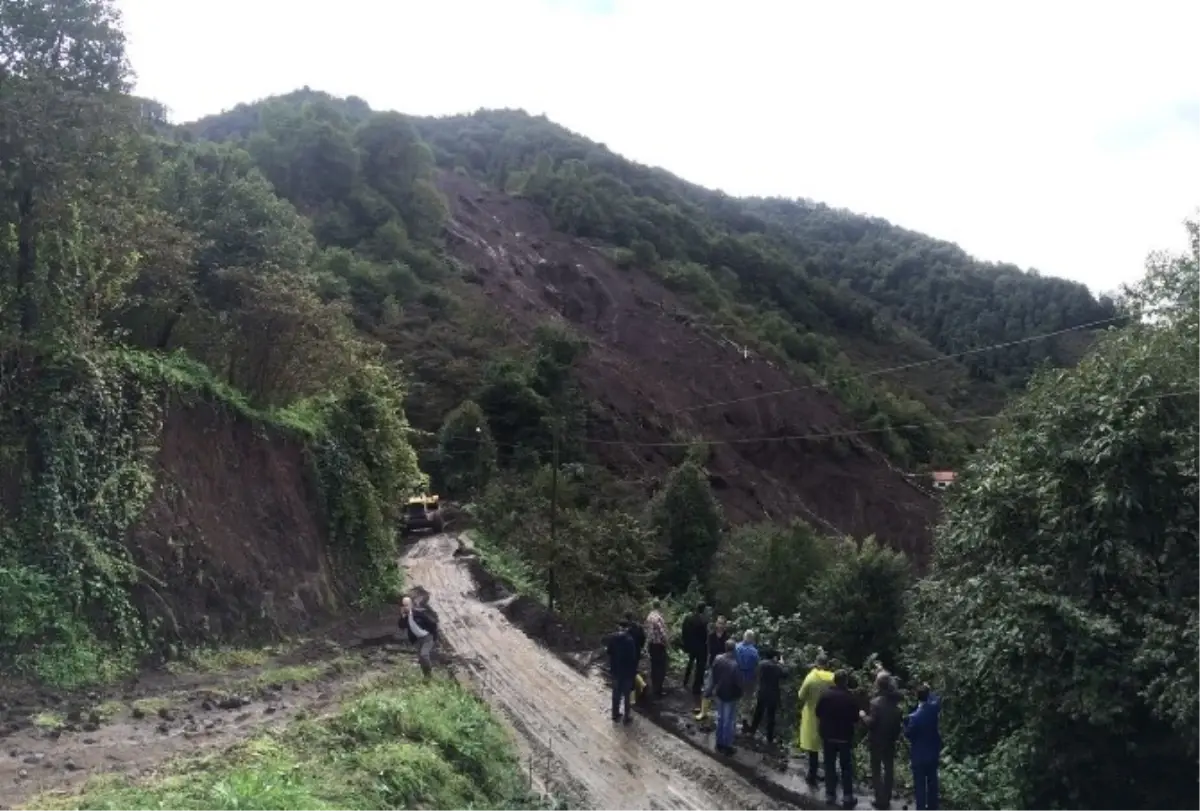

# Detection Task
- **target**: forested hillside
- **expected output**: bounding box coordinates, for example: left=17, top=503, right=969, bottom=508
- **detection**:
left=186, top=90, right=1117, bottom=463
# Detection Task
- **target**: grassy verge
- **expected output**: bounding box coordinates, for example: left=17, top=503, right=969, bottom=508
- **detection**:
left=33, top=667, right=543, bottom=810
left=469, top=532, right=548, bottom=605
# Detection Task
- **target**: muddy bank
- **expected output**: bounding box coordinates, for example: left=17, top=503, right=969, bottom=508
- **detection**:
left=126, top=400, right=342, bottom=655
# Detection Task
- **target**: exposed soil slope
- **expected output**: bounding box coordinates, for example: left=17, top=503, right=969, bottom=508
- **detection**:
left=404, top=532, right=788, bottom=810
left=438, top=171, right=937, bottom=560
left=126, top=401, right=341, bottom=652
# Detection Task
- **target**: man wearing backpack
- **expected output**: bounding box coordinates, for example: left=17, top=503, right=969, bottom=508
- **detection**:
left=400, top=595, right=439, bottom=679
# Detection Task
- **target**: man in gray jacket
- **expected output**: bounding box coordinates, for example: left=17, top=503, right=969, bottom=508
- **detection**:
left=860, top=671, right=904, bottom=809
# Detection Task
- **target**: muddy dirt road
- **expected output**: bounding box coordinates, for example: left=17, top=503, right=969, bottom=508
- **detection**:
left=404, top=532, right=791, bottom=811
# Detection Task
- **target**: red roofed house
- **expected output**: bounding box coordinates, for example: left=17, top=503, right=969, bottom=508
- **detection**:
left=931, top=471, right=957, bottom=490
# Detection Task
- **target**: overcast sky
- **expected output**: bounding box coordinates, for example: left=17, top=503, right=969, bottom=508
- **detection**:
left=117, top=0, right=1198, bottom=295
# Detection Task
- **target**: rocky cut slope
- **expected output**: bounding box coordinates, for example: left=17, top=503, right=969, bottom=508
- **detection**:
left=436, top=170, right=938, bottom=560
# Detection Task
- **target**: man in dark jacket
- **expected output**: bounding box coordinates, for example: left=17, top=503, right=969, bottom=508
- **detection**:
left=709, top=639, right=743, bottom=755
left=706, top=615, right=730, bottom=667
left=399, top=595, right=439, bottom=680
left=604, top=621, right=638, bottom=723
left=747, top=649, right=789, bottom=744
left=680, top=602, right=709, bottom=699
left=624, top=612, right=646, bottom=661
left=816, top=670, right=860, bottom=809
left=860, top=671, right=904, bottom=809
left=904, top=685, right=942, bottom=810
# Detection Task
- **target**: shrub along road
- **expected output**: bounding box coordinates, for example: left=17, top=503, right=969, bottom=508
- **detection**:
left=404, top=531, right=792, bottom=810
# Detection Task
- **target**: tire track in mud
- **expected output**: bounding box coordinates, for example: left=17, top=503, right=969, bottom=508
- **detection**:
left=403, top=533, right=790, bottom=811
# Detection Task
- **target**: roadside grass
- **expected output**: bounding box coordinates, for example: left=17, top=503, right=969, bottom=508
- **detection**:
left=130, top=697, right=174, bottom=717
left=469, top=532, right=547, bottom=605
left=31, top=667, right=545, bottom=811
left=165, top=642, right=300, bottom=675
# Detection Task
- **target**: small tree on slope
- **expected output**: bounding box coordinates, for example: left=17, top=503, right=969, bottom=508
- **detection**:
left=436, top=400, right=497, bottom=499
left=652, top=459, right=723, bottom=594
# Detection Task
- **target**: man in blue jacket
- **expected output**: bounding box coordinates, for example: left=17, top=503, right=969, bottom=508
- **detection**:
left=734, top=630, right=760, bottom=725
left=604, top=620, right=639, bottom=724
left=904, top=684, right=942, bottom=810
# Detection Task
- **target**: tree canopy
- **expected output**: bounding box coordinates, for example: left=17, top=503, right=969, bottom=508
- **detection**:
left=904, top=221, right=1199, bottom=809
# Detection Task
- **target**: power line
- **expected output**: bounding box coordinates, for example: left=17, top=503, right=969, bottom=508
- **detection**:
left=677, top=315, right=1129, bottom=414
left=424, top=387, right=1196, bottom=454
left=584, top=387, right=1196, bottom=449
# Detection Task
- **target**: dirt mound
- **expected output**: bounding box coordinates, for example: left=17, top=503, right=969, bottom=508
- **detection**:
left=437, top=171, right=938, bottom=562
left=126, top=400, right=340, bottom=654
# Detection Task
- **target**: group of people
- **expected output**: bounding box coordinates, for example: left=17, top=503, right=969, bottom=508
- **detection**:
left=606, top=602, right=943, bottom=811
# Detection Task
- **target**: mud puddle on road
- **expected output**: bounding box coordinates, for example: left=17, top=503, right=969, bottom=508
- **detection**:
left=404, top=532, right=794, bottom=811
left=0, top=631, right=409, bottom=808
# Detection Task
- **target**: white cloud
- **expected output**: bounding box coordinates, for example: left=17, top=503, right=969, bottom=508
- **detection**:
left=117, top=0, right=1199, bottom=293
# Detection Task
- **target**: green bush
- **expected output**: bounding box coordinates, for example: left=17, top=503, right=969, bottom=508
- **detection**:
left=709, top=519, right=833, bottom=617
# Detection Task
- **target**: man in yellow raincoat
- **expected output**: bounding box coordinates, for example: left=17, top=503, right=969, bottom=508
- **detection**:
left=796, top=652, right=835, bottom=787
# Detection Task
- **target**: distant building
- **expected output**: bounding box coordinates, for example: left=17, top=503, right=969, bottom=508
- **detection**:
left=931, top=471, right=957, bottom=490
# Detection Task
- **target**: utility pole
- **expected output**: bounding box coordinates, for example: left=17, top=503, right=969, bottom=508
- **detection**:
left=547, top=414, right=560, bottom=616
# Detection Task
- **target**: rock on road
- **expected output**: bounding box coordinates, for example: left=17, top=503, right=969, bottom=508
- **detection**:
left=403, top=533, right=789, bottom=811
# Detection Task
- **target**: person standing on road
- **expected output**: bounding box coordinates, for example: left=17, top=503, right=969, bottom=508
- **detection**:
left=905, top=684, right=942, bottom=810
left=796, top=652, right=835, bottom=787
left=734, top=630, right=760, bottom=725
left=695, top=615, right=731, bottom=724
left=816, top=670, right=860, bottom=809
left=710, top=639, right=743, bottom=755
left=707, top=615, right=730, bottom=667
left=604, top=620, right=639, bottom=724
left=399, top=595, right=439, bottom=680
left=680, top=602, right=709, bottom=702
left=747, top=649, right=788, bottom=744
left=860, top=671, right=903, bottom=810
left=645, top=600, right=669, bottom=699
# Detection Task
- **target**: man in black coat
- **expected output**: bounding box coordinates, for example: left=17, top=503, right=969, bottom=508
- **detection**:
left=399, top=595, right=439, bottom=680
left=680, top=602, right=709, bottom=699
left=748, top=648, right=789, bottom=744
left=706, top=615, right=730, bottom=667
left=604, top=620, right=639, bottom=723
left=860, top=671, right=904, bottom=810
left=816, top=669, right=860, bottom=809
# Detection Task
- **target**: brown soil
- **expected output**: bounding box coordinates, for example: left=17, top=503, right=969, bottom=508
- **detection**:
left=437, top=171, right=938, bottom=563
left=0, top=605, right=408, bottom=809
left=127, top=399, right=343, bottom=656
left=405, top=532, right=793, bottom=810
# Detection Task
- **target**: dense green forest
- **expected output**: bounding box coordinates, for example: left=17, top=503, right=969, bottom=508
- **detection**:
left=2, top=2, right=1197, bottom=809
